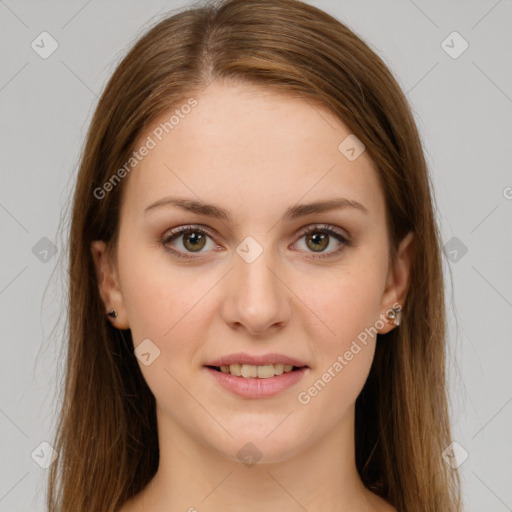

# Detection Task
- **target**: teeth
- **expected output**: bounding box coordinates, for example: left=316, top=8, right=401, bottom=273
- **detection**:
left=218, top=363, right=298, bottom=378
left=257, top=365, right=275, bottom=378
left=241, top=364, right=258, bottom=378
left=230, top=363, right=242, bottom=376
left=273, top=364, right=284, bottom=376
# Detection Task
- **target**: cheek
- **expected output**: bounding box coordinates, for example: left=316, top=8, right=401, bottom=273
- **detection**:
left=304, top=256, right=387, bottom=350
left=116, top=245, right=212, bottom=405
left=117, top=238, right=202, bottom=337
left=294, top=255, right=386, bottom=410
left=116, top=241, right=224, bottom=392
left=296, top=287, right=378, bottom=429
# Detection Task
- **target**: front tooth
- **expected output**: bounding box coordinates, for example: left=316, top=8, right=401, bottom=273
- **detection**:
left=273, top=363, right=284, bottom=375
left=241, top=364, right=258, bottom=378
left=229, top=363, right=242, bottom=376
left=257, top=365, right=276, bottom=379
left=283, top=364, right=293, bottom=372
left=220, top=365, right=230, bottom=373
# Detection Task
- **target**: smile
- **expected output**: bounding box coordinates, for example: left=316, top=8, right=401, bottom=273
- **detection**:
left=208, top=363, right=300, bottom=379
left=204, top=365, right=308, bottom=398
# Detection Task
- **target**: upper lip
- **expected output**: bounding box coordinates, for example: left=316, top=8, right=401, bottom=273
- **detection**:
left=205, top=352, right=309, bottom=368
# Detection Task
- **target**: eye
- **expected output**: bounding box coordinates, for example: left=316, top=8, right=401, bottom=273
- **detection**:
left=160, top=223, right=351, bottom=260
left=161, top=225, right=218, bottom=258
left=293, top=224, right=351, bottom=259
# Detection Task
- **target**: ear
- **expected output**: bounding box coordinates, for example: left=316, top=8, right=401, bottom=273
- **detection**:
left=90, top=240, right=130, bottom=329
left=377, top=231, right=414, bottom=334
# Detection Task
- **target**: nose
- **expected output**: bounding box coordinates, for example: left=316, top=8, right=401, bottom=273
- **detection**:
left=220, top=244, right=291, bottom=336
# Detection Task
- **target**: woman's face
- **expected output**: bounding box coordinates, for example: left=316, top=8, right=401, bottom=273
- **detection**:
left=93, top=81, right=412, bottom=463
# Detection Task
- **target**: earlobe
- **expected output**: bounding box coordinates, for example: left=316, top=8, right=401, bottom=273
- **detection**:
left=377, top=231, right=414, bottom=334
left=90, top=240, right=130, bottom=329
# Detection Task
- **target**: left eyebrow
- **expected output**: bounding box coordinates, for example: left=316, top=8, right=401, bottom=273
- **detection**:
left=143, top=195, right=368, bottom=222
left=282, top=197, right=368, bottom=221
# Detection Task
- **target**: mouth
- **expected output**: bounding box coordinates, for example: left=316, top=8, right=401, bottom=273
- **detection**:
left=204, top=363, right=309, bottom=398
left=205, top=363, right=306, bottom=379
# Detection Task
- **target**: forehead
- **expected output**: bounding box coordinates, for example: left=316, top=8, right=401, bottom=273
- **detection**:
left=122, top=82, right=385, bottom=223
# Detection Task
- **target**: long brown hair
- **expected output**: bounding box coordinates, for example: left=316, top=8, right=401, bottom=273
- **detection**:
left=47, top=0, right=461, bottom=510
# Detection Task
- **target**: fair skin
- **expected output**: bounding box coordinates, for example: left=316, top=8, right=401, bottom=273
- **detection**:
left=92, top=81, right=412, bottom=512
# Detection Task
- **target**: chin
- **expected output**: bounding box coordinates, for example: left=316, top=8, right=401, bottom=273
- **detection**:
left=206, top=420, right=310, bottom=465
left=219, top=438, right=305, bottom=466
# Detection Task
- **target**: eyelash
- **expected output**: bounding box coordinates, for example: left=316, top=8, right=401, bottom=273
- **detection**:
left=160, top=223, right=351, bottom=260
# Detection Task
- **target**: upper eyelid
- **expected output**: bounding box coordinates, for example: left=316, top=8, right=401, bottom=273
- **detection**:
left=163, top=223, right=349, bottom=249
left=297, top=224, right=348, bottom=238
left=164, top=224, right=219, bottom=245
left=163, top=223, right=348, bottom=238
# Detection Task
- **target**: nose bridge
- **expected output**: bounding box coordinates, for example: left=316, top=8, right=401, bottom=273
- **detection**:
left=221, top=236, right=290, bottom=334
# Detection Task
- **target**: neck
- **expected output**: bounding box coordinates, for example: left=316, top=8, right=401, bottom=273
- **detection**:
left=133, top=402, right=376, bottom=512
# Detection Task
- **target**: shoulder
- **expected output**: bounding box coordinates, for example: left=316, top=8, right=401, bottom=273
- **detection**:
left=365, top=490, right=397, bottom=512
left=116, top=496, right=138, bottom=512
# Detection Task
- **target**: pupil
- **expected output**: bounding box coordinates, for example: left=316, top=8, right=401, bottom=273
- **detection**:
left=307, top=232, right=328, bottom=252
left=184, top=232, right=206, bottom=251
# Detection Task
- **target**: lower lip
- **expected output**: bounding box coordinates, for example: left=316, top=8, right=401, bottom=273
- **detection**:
left=204, top=366, right=308, bottom=398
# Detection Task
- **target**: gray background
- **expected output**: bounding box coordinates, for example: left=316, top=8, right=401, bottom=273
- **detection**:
left=1, top=0, right=511, bottom=510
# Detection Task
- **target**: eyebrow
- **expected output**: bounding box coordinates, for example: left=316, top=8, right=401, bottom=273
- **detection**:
left=143, top=195, right=368, bottom=222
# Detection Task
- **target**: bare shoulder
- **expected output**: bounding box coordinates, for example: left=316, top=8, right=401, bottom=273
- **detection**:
left=117, top=481, right=154, bottom=512
left=116, top=495, right=139, bottom=512
left=117, top=489, right=396, bottom=512
left=378, top=499, right=397, bottom=512
left=366, top=489, right=397, bottom=512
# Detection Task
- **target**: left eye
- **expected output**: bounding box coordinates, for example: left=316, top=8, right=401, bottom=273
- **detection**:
left=293, top=225, right=350, bottom=257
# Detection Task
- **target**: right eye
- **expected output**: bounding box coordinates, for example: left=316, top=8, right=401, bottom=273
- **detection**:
left=160, top=225, right=219, bottom=258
